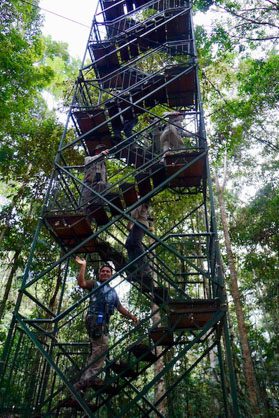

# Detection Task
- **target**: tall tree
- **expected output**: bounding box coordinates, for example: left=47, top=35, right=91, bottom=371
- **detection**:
left=0, top=1, right=80, bottom=327
left=215, top=171, right=260, bottom=414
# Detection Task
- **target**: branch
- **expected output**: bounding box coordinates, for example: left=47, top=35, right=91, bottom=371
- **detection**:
left=249, top=133, right=279, bottom=152
left=237, top=7, right=278, bottom=12
left=240, top=36, right=279, bottom=41
left=217, top=4, right=279, bottom=29
left=264, top=0, right=279, bottom=8
left=202, top=70, right=230, bottom=106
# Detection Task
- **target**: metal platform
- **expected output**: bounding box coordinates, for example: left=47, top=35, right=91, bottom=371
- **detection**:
left=168, top=299, right=222, bottom=329
left=44, top=212, right=98, bottom=252
left=110, top=360, right=138, bottom=378
left=165, top=151, right=206, bottom=187
left=149, top=327, right=174, bottom=346
left=129, top=343, right=158, bottom=363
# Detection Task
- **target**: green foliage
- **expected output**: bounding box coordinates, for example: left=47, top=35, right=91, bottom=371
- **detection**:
left=237, top=53, right=279, bottom=108
left=225, top=181, right=279, bottom=411
left=0, top=0, right=80, bottom=337
left=193, top=0, right=214, bottom=12
left=232, top=183, right=279, bottom=249
left=214, top=0, right=279, bottom=48
left=205, top=51, right=279, bottom=160
left=0, top=1, right=52, bottom=125
left=231, top=183, right=279, bottom=319
left=197, top=4, right=279, bottom=414
left=41, top=35, right=81, bottom=101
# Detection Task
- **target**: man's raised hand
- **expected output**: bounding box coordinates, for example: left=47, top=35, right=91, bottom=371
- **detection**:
left=75, top=256, right=86, bottom=266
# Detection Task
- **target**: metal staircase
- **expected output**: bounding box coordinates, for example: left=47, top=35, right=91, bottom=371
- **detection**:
left=0, top=1, right=239, bottom=416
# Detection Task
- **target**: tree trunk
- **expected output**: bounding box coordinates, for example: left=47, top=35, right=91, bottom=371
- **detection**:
left=48, top=263, right=63, bottom=314
left=151, top=302, right=168, bottom=416
left=44, top=258, right=63, bottom=333
left=0, top=250, right=21, bottom=321
left=215, top=175, right=260, bottom=415
left=164, top=347, right=176, bottom=417
left=149, top=233, right=167, bottom=416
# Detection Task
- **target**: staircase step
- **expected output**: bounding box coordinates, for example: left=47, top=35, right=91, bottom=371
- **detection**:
left=105, top=102, right=123, bottom=132
left=119, top=41, right=130, bottom=61
left=153, top=286, right=170, bottom=305
left=151, top=164, right=167, bottom=188
left=86, top=205, right=110, bottom=225
left=57, top=398, right=98, bottom=411
left=165, top=151, right=206, bottom=188
left=149, top=327, right=174, bottom=346
left=110, top=360, right=138, bottom=378
left=166, top=11, right=189, bottom=42
left=72, top=109, right=112, bottom=148
left=97, top=240, right=126, bottom=271
left=91, top=43, right=120, bottom=78
left=169, top=312, right=213, bottom=329
left=129, top=343, right=157, bottom=363
left=130, top=42, right=140, bottom=58
left=72, top=109, right=109, bottom=136
left=168, top=299, right=221, bottom=329
left=90, top=380, right=118, bottom=395
left=120, top=182, right=138, bottom=206
left=165, top=66, right=196, bottom=107
left=136, top=172, right=152, bottom=197
left=44, top=212, right=97, bottom=253
left=168, top=299, right=221, bottom=313
left=106, top=192, right=124, bottom=216
left=44, top=212, right=127, bottom=262
left=102, top=0, right=124, bottom=21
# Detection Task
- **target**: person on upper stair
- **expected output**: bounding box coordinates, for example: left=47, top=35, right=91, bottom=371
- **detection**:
left=74, top=256, right=138, bottom=392
left=160, top=111, right=185, bottom=162
left=125, top=200, right=152, bottom=280
left=112, top=116, right=138, bottom=160
left=81, top=144, right=109, bottom=213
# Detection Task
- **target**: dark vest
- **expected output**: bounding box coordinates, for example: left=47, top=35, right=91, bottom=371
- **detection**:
left=88, top=281, right=119, bottom=323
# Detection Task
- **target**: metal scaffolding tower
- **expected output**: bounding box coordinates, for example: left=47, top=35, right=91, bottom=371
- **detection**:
left=0, top=1, right=239, bottom=416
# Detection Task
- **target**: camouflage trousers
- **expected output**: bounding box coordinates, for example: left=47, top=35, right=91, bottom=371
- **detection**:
left=74, top=335, right=109, bottom=390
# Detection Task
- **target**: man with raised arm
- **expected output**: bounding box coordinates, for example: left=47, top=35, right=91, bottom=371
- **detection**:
left=74, top=256, right=138, bottom=391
